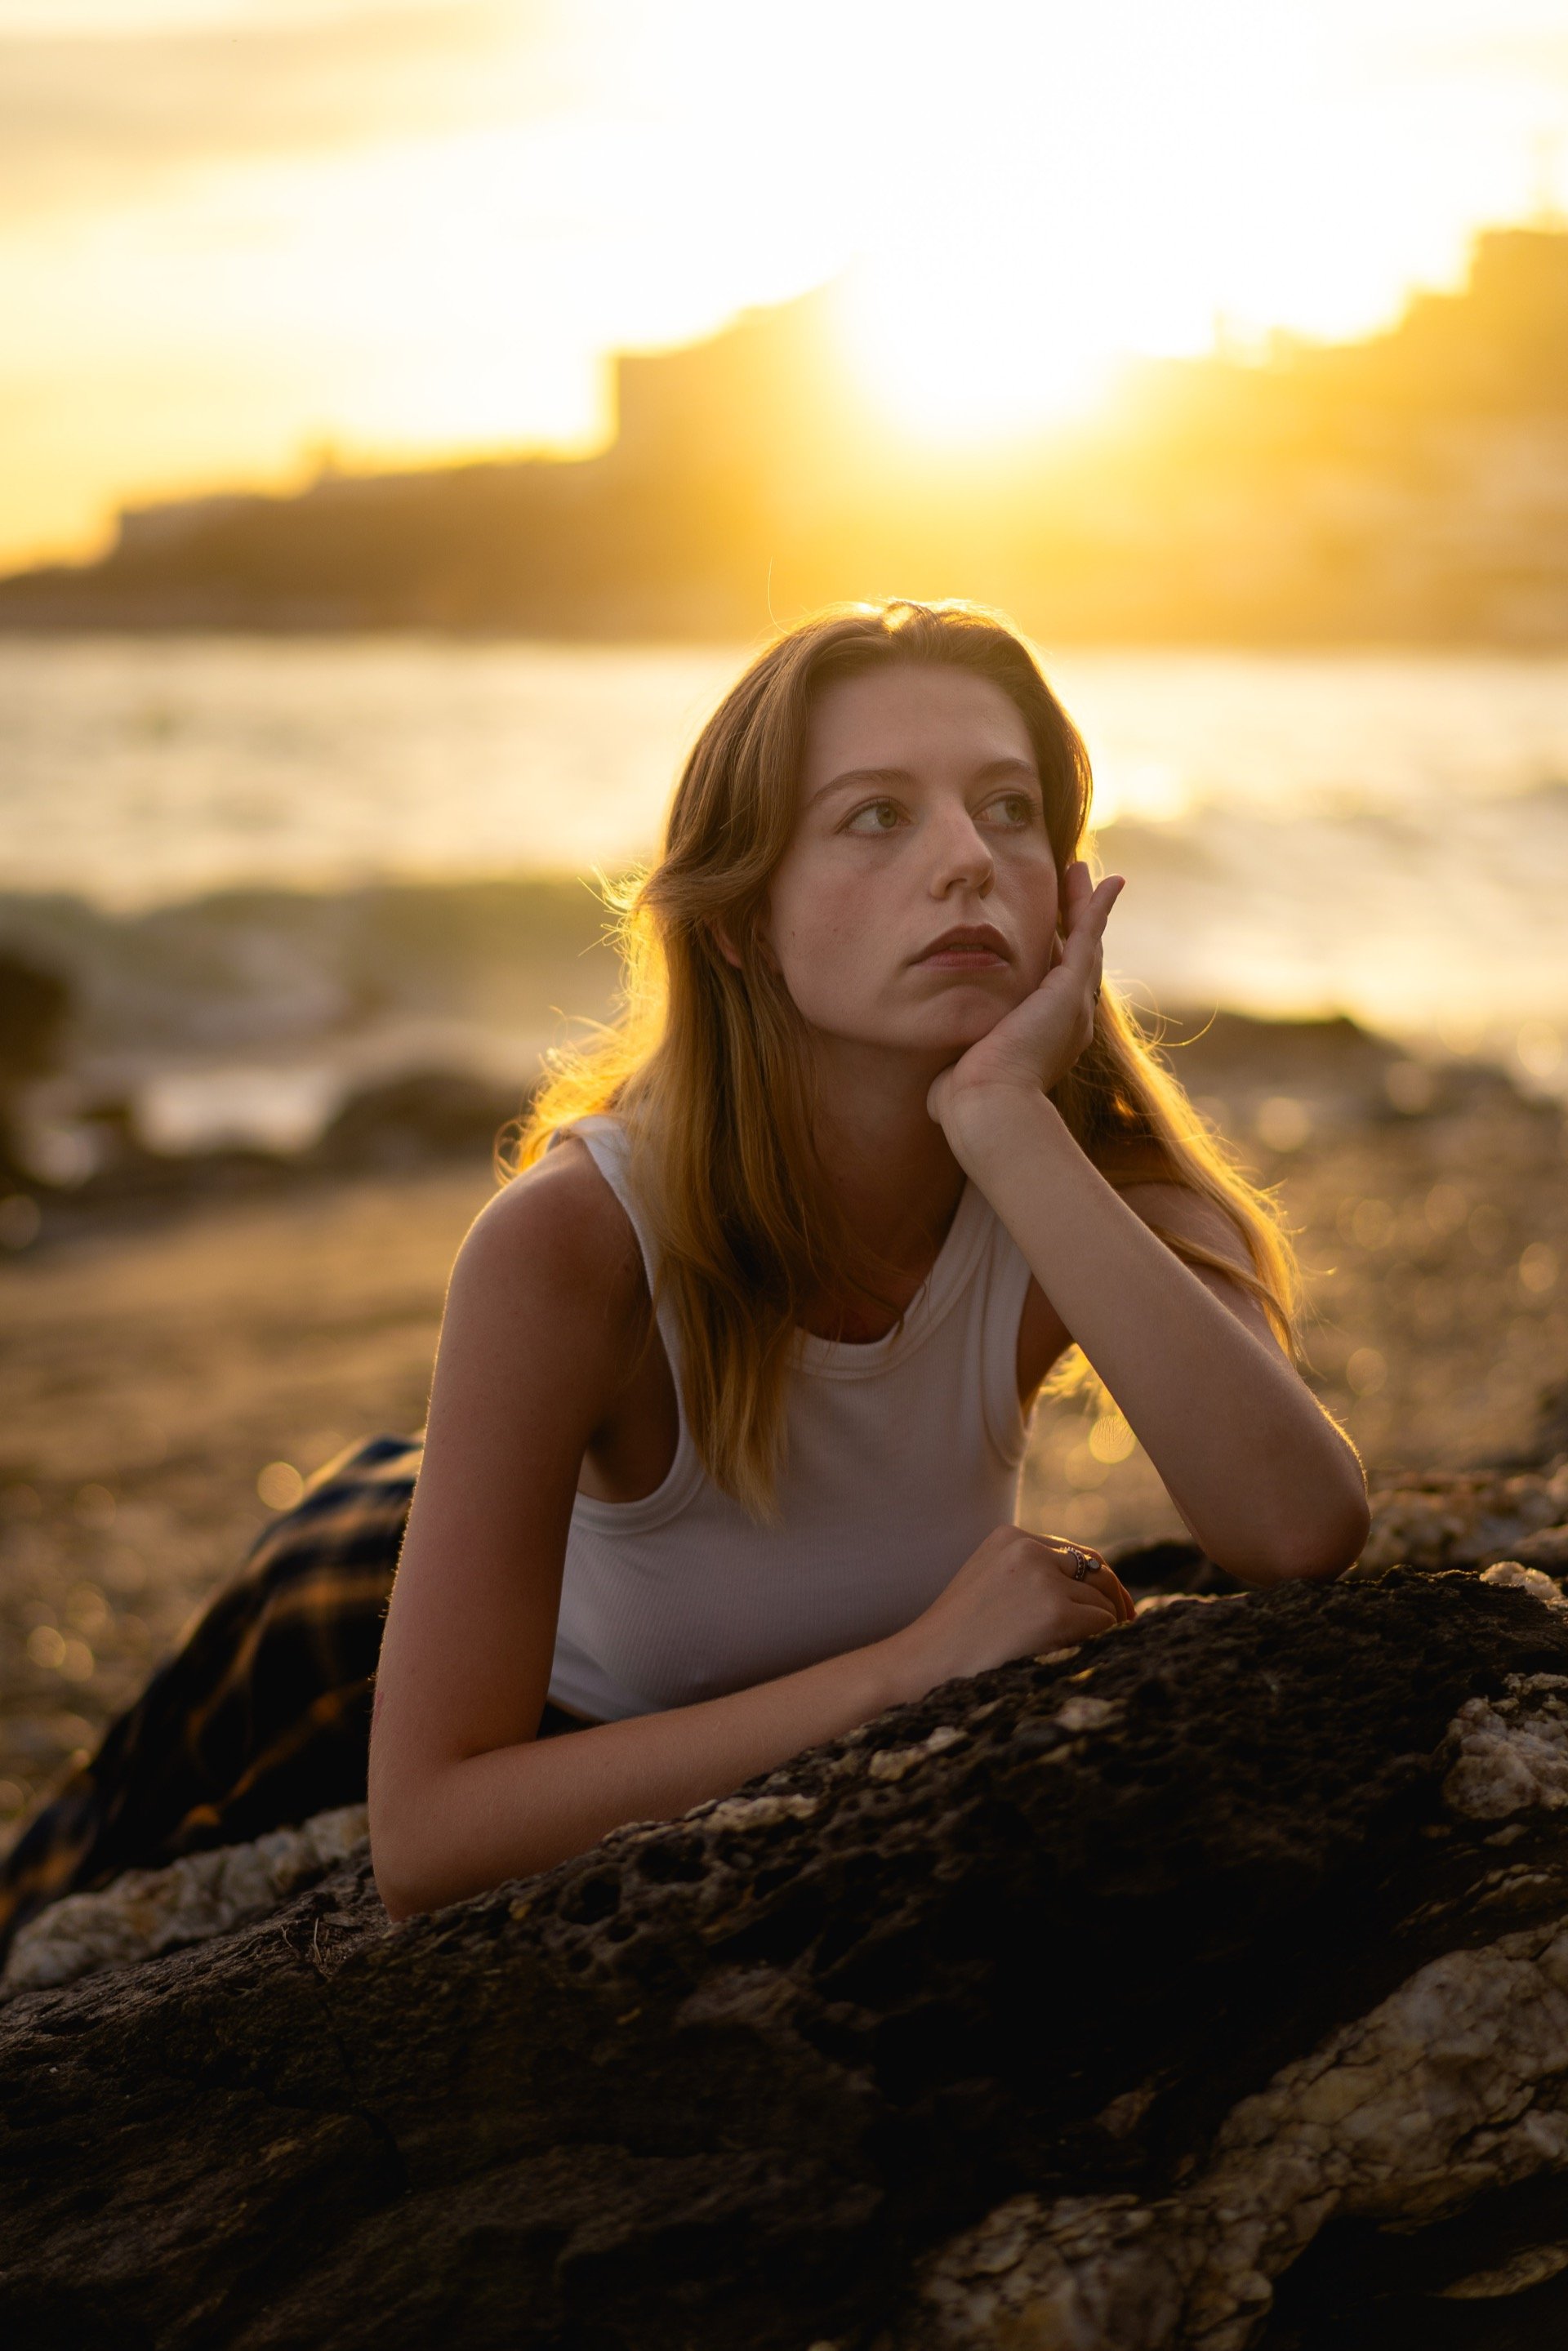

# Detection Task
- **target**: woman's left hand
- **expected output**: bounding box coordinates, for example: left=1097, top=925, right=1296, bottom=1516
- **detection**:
left=927, top=861, right=1124, bottom=1143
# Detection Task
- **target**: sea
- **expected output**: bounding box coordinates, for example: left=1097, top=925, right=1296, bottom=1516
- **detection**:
left=4, top=635, right=1568, bottom=1152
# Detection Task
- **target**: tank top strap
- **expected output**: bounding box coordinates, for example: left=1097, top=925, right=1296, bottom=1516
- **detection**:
left=553, top=1111, right=1033, bottom=1461
left=552, top=1115, right=683, bottom=1372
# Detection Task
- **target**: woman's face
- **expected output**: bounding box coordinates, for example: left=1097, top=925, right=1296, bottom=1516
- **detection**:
left=761, top=663, right=1062, bottom=1063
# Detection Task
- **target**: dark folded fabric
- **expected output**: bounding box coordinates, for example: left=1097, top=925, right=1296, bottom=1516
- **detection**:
left=0, top=1432, right=584, bottom=1961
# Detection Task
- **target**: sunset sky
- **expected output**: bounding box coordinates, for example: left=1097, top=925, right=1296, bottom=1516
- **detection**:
left=3, top=0, right=1567, bottom=568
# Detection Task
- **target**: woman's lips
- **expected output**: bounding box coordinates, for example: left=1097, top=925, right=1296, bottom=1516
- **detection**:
left=912, top=922, right=1012, bottom=968
left=915, top=945, right=1010, bottom=968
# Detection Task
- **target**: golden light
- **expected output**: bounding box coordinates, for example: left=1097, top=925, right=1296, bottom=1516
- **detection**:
left=837, top=252, right=1128, bottom=443
left=0, top=0, right=1564, bottom=559
left=826, top=1, right=1487, bottom=447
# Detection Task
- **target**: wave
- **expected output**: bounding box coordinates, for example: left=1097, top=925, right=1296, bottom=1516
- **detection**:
left=0, top=854, right=1557, bottom=1167
left=0, top=876, right=621, bottom=1060
left=0, top=877, right=625, bottom=1156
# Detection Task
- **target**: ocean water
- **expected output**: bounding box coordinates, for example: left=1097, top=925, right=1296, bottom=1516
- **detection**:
left=0, top=637, right=733, bottom=906
left=3, top=635, right=1567, bottom=1144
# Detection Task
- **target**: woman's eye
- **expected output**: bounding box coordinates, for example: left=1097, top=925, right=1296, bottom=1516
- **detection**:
left=983, top=793, right=1037, bottom=827
left=846, top=799, right=903, bottom=834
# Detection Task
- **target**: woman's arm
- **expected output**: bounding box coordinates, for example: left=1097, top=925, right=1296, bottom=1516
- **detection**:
left=987, top=1106, right=1368, bottom=1583
left=935, top=863, right=1368, bottom=1587
left=369, top=1149, right=1123, bottom=1920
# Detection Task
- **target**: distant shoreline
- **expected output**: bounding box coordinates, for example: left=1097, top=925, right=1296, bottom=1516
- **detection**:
left=0, top=602, right=1561, bottom=658
left=2, top=609, right=1566, bottom=655
left=9, top=225, right=1568, bottom=652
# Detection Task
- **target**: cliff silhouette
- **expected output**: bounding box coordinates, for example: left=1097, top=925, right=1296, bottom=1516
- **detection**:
left=3, top=224, right=1568, bottom=644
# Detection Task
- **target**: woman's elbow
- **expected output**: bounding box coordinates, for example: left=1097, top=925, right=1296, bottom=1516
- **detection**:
left=1242, top=1485, right=1371, bottom=1588
left=368, top=1816, right=428, bottom=1923
left=367, top=1770, right=445, bottom=1922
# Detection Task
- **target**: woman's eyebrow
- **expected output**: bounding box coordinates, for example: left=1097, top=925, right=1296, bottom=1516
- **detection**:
left=806, top=764, right=915, bottom=808
left=973, top=757, right=1041, bottom=789
left=807, top=755, right=1040, bottom=810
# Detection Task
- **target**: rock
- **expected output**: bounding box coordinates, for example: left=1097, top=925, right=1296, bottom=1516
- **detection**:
left=1102, top=1481, right=1568, bottom=1614
left=1479, top=1559, right=1568, bottom=1610
left=1493, top=1374, right=1568, bottom=1476
left=1512, top=1525, right=1568, bottom=1571
left=0, top=950, right=70, bottom=1091
left=0, top=949, right=72, bottom=1186
left=909, top=1898, right=1568, bottom=2350
left=1111, top=1536, right=1245, bottom=1599
left=0, top=1804, right=368, bottom=1998
left=1360, top=1455, right=1568, bottom=1575
left=9, top=1570, right=1568, bottom=2346
left=310, top=1068, right=524, bottom=1170
left=1150, top=1009, right=1526, bottom=1142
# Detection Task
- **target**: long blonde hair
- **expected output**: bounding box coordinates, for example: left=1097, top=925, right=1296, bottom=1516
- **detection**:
left=512, top=600, right=1298, bottom=1517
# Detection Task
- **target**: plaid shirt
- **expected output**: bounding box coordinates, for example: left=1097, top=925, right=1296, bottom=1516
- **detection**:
left=0, top=1433, right=424, bottom=1958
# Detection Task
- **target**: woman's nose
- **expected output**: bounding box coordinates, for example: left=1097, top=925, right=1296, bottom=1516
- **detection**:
left=929, top=807, right=995, bottom=896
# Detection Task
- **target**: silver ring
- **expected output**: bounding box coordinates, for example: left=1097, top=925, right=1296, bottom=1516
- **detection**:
left=1062, top=1545, right=1102, bottom=1582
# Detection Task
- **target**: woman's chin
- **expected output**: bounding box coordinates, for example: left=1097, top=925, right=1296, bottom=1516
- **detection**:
left=940, top=998, right=1019, bottom=1045
left=910, top=1011, right=1015, bottom=1060
left=803, top=1000, right=1018, bottom=1062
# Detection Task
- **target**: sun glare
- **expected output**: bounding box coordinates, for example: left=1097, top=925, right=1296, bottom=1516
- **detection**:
left=1, top=0, right=1565, bottom=562
left=818, top=0, right=1551, bottom=452
left=838, top=255, right=1132, bottom=445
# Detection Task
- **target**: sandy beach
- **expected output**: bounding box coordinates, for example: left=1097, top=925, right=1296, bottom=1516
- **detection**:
left=2, top=1061, right=1565, bottom=1841
left=0, top=1165, right=490, bottom=1832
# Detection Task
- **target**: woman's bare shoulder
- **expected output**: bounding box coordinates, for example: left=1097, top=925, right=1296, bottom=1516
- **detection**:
left=450, top=1134, right=649, bottom=1335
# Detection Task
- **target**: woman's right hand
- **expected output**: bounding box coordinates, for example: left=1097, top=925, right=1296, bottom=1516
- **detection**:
left=884, top=1525, right=1133, bottom=1699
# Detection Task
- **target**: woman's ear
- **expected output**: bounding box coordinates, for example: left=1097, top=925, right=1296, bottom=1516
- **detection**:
left=709, top=915, right=745, bottom=970
left=710, top=908, right=782, bottom=975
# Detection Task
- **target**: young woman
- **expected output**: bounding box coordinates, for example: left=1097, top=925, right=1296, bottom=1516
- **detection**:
left=366, top=599, right=1370, bottom=1921
left=0, top=599, right=1368, bottom=1956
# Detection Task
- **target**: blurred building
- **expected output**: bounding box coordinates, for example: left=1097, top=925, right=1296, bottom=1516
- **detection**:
left=3, top=227, right=1568, bottom=643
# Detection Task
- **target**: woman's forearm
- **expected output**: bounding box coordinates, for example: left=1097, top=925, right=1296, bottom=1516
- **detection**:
left=375, top=1516, right=1136, bottom=1921
left=955, top=1093, right=1367, bottom=1582
left=373, top=1632, right=915, bottom=1919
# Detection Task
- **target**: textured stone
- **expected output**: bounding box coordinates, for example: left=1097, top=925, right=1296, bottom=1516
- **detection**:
left=906, top=1915, right=1568, bottom=2350
left=1360, top=1460, right=1568, bottom=1574
left=1481, top=1558, right=1568, bottom=1607
left=0, top=1804, right=368, bottom=1997
left=7, top=1569, right=1568, bottom=2349
left=1442, top=1676, right=1568, bottom=1820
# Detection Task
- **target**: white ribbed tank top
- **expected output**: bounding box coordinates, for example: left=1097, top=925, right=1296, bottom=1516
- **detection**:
left=547, top=1115, right=1037, bottom=1723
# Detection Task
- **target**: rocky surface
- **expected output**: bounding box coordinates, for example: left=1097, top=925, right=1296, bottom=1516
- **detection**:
left=1357, top=1458, right=1568, bottom=1576
left=9, top=1567, right=1568, bottom=2346
left=0, top=1802, right=368, bottom=1997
